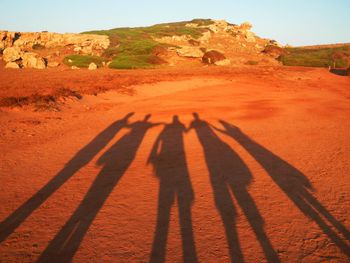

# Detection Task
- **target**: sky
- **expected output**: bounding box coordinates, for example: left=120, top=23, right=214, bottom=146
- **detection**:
left=1, top=0, right=349, bottom=46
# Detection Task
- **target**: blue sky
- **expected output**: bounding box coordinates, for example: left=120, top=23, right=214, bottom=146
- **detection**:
left=1, top=0, right=349, bottom=46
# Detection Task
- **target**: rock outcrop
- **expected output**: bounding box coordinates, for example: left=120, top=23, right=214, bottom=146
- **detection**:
left=0, top=31, right=109, bottom=52
left=0, top=31, right=110, bottom=69
left=2, top=47, right=46, bottom=69
left=155, top=20, right=282, bottom=67
left=177, top=47, right=204, bottom=58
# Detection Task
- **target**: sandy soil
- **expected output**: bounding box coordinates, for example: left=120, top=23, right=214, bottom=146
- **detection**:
left=0, top=66, right=349, bottom=262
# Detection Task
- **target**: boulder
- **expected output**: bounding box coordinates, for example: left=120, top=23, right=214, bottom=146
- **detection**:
left=5, top=62, right=20, bottom=69
left=202, top=50, right=226, bottom=64
left=21, top=52, right=46, bottom=69
left=3, top=47, right=22, bottom=62
left=177, top=46, right=203, bottom=58
left=88, top=62, right=97, bottom=70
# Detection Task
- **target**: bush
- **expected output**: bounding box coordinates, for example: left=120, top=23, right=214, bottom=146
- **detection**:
left=202, top=50, right=226, bottom=64
left=279, top=46, right=350, bottom=68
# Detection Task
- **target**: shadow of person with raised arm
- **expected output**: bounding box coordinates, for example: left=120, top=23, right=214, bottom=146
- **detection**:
left=217, top=120, right=350, bottom=257
left=189, top=113, right=279, bottom=263
left=148, top=115, right=197, bottom=263
left=37, top=114, right=158, bottom=263
left=0, top=112, right=134, bottom=243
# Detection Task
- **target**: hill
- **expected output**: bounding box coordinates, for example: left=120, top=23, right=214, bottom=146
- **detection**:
left=0, top=19, right=281, bottom=70
left=1, top=19, right=349, bottom=71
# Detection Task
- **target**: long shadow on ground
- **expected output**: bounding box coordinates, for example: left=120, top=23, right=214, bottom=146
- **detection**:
left=148, top=115, right=197, bottom=263
left=0, top=112, right=135, bottom=243
left=190, top=113, right=280, bottom=263
left=37, top=115, right=159, bottom=262
left=216, top=120, right=350, bottom=258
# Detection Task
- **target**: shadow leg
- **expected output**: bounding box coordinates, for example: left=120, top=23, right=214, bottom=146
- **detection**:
left=150, top=184, right=174, bottom=263
left=178, top=193, right=198, bottom=263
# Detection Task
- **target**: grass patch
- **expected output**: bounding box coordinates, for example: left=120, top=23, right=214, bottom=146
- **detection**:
left=280, top=46, right=350, bottom=68
left=108, top=54, right=163, bottom=69
left=83, top=19, right=211, bottom=69
left=63, top=55, right=106, bottom=68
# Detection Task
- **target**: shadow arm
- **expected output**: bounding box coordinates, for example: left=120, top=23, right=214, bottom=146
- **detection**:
left=210, top=123, right=226, bottom=134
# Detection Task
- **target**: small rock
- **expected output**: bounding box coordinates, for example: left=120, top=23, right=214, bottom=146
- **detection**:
left=73, top=46, right=82, bottom=52
left=5, top=62, right=20, bottom=69
left=71, top=66, right=79, bottom=70
left=47, top=61, right=60, bottom=68
left=88, top=62, right=97, bottom=70
left=215, top=59, right=231, bottom=66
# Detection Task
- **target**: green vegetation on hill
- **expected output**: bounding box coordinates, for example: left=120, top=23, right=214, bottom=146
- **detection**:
left=79, top=19, right=212, bottom=69
left=280, top=46, right=350, bottom=68
left=63, top=55, right=106, bottom=68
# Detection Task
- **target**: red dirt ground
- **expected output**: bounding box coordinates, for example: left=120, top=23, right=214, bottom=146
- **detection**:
left=0, top=66, right=349, bottom=262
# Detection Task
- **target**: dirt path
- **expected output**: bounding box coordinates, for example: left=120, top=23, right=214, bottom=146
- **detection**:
left=0, top=67, right=349, bottom=262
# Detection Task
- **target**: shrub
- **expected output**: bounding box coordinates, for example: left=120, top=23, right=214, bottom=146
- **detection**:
left=279, top=46, right=350, bottom=68
left=202, top=50, right=226, bottom=64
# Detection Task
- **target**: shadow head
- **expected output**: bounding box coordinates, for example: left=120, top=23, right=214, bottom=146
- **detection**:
left=144, top=114, right=152, bottom=121
left=192, top=112, right=200, bottom=120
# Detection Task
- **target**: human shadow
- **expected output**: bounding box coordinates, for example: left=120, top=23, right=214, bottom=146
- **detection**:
left=148, top=115, right=197, bottom=263
left=37, top=114, right=158, bottom=262
left=189, top=113, right=280, bottom=263
left=217, top=120, right=350, bottom=257
left=0, top=112, right=134, bottom=243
